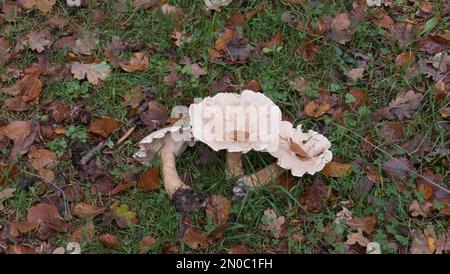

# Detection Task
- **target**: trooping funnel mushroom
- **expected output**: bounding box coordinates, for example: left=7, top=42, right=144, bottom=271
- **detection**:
left=133, top=106, right=203, bottom=211
left=188, top=90, right=282, bottom=177
left=233, top=121, right=332, bottom=198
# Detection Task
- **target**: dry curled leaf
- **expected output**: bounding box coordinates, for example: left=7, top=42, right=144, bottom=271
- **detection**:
left=98, top=234, right=119, bottom=248
left=72, top=203, right=105, bottom=220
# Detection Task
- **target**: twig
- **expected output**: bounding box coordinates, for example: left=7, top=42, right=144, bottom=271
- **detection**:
left=79, top=101, right=149, bottom=165
left=117, top=126, right=136, bottom=145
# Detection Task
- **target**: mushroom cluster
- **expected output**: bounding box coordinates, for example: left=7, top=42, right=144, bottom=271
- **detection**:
left=134, top=90, right=332, bottom=209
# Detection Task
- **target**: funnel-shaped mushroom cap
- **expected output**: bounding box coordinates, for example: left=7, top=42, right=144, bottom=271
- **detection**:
left=133, top=107, right=195, bottom=164
left=189, top=90, right=282, bottom=153
left=269, top=121, right=332, bottom=177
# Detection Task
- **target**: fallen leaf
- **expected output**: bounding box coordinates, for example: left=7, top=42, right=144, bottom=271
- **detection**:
left=8, top=245, right=35, bottom=254
left=388, top=90, right=423, bottom=120
left=104, top=36, right=125, bottom=65
left=332, top=13, right=351, bottom=31
left=72, top=203, right=105, bottom=220
left=73, top=33, right=98, bottom=56
left=302, top=179, right=329, bottom=211
left=205, top=195, right=231, bottom=225
left=409, top=200, right=433, bottom=217
left=4, top=98, right=29, bottom=112
left=225, top=13, right=245, bottom=30
left=111, top=181, right=137, bottom=195
left=140, top=236, right=157, bottom=253
left=139, top=101, right=167, bottom=129
left=381, top=157, right=414, bottom=181
left=346, top=215, right=377, bottom=234
left=27, top=203, right=68, bottom=239
left=48, top=101, right=71, bottom=123
left=204, top=0, right=232, bottom=11
left=395, top=51, right=415, bottom=67
left=3, top=74, right=42, bottom=102
left=289, top=77, right=311, bottom=93
left=346, top=228, right=370, bottom=247
left=419, top=2, right=433, bottom=13
left=215, top=29, right=236, bottom=52
left=18, top=0, right=56, bottom=13
left=377, top=14, right=394, bottom=29
left=98, top=234, right=119, bottom=248
left=2, top=121, right=30, bottom=141
left=70, top=222, right=95, bottom=244
left=26, top=31, right=52, bottom=53
left=9, top=220, right=39, bottom=237
left=262, top=208, right=286, bottom=238
left=228, top=245, right=252, bottom=254
left=119, top=52, right=149, bottom=72
left=110, top=203, right=138, bottom=228
left=182, top=227, right=211, bottom=250
left=138, top=167, right=160, bottom=191
left=261, top=32, right=284, bottom=49
left=321, top=162, right=352, bottom=177
left=346, top=67, right=365, bottom=80
left=242, top=79, right=261, bottom=92
left=304, top=101, right=330, bottom=118
left=297, top=41, right=319, bottom=61
left=89, top=118, right=120, bottom=138
left=9, top=120, right=39, bottom=162
left=440, top=107, right=450, bottom=119
left=0, top=188, right=15, bottom=199
left=161, top=4, right=182, bottom=16
left=28, top=149, right=59, bottom=183
left=71, top=62, right=111, bottom=85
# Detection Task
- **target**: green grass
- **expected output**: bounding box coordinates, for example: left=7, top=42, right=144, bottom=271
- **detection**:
left=0, top=0, right=449, bottom=254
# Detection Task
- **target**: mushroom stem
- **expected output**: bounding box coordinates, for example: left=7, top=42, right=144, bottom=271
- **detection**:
left=226, top=152, right=244, bottom=177
left=160, top=135, right=188, bottom=198
left=239, top=162, right=283, bottom=188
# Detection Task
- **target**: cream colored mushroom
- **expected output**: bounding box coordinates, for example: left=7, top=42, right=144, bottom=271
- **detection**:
left=189, top=90, right=282, bottom=177
left=233, top=121, right=332, bottom=198
left=133, top=106, right=195, bottom=198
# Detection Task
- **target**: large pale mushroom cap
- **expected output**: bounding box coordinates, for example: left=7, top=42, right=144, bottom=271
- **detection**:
left=133, top=106, right=195, bottom=164
left=189, top=90, right=282, bottom=153
left=269, top=121, right=332, bottom=177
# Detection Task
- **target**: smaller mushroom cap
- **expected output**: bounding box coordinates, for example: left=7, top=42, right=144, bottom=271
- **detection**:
left=133, top=107, right=195, bottom=164
left=269, top=121, right=332, bottom=177
left=189, top=90, right=282, bottom=153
